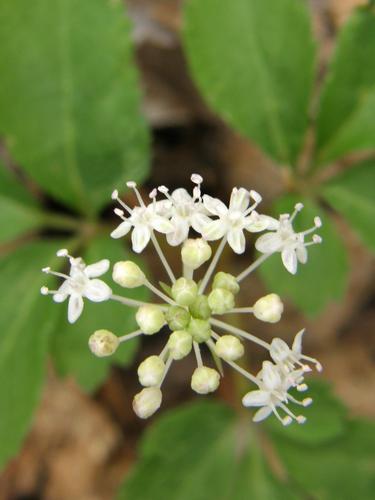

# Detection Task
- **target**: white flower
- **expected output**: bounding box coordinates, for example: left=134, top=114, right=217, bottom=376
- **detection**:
left=270, top=329, right=323, bottom=373
left=41, top=249, right=112, bottom=323
left=201, top=188, right=268, bottom=254
left=111, top=182, right=174, bottom=253
left=255, top=203, right=323, bottom=274
left=242, top=361, right=312, bottom=425
left=157, top=174, right=210, bottom=246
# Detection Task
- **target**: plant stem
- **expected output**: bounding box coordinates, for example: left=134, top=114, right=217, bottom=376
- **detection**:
left=236, top=253, right=271, bottom=283
left=199, top=237, right=226, bottom=293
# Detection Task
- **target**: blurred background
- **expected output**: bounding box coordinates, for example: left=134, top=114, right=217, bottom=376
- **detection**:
left=0, top=0, right=374, bottom=499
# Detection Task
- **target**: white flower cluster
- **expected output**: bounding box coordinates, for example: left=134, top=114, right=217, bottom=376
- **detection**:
left=41, top=175, right=323, bottom=425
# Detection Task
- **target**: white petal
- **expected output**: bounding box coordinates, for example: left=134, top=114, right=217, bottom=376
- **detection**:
left=172, top=188, right=192, bottom=204
left=253, top=406, right=273, bottom=422
left=244, top=213, right=270, bottom=233
left=292, top=329, right=305, bottom=355
left=262, top=361, right=281, bottom=391
left=229, top=187, right=249, bottom=212
left=131, top=225, right=151, bottom=253
left=111, top=221, right=131, bottom=239
left=296, top=244, right=308, bottom=264
left=201, top=220, right=227, bottom=241
left=242, top=390, right=270, bottom=407
left=264, top=216, right=280, bottom=230
left=68, top=294, right=84, bottom=323
left=281, top=248, right=298, bottom=274
left=167, top=217, right=189, bottom=246
left=85, top=259, right=110, bottom=278
left=227, top=229, right=246, bottom=254
left=203, top=195, right=228, bottom=217
left=255, top=233, right=283, bottom=253
left=84, top=279, right=112, bottom=302
left=151, top=215, right=174, bottom=234
left=53, top=281, right=70, bottom=302
left=191, top=213, right=212, bottom=234
left=270, top=338, right=290, bottom=364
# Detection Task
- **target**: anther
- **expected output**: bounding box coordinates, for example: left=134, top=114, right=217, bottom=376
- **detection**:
left=282, top=416, right=293, bottom=426
left=191, top=173, right=203, bottom=184
left=314, top=216, right=322, bottom=228
left=126, top=181, right=137, bottom=188
left=302, top=398, right=313, bottom=407
left=296, top=415, right=307, bottom=424
left=56, top=249, right=69, bottom=257
left=250, top=190, right=262, bottom=204
left=40, top=286, right=49, bottom=295
left=111, top=189, right=119, bottom=200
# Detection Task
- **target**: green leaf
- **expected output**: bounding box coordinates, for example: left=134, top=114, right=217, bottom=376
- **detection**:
left=271, top=419, right=375, bottom=500
left=51, top=236, right=149, bottom=392
left=258, top=196, right=348, bottom=316
left=265, top=381, right=347, bottom=445
left=0, top=161, right=43, bottom=243
left=183, top=0, right=316, bottom=165
left=0, top=240, right=64, bottom=467
left=316, top=7, right=375, bottom=165
left=322, top=161, right=375, bottom=253
left=0, top=0, right=150, bottom=215
left=118, top=401, right=297, bottom=500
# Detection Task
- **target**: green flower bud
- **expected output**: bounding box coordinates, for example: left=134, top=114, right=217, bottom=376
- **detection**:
left=88, top=329, right=119, bottom=357
left=112, top=260, right=145, bottom=288
left=165, top=306, right=190, bottom=331
left=253, top=293, right=283, bottom=323
left=188, top=318, right=211, bottom=343
left=137, top=355, right=165, bottom=387
left=171, top=277, right=198, bottom=307
left=133, top=387, right=162, bottom=419
left=189, top=295, right=211, bottom=320
left=181, top=238, right=212, bottom=270
left=167, top=330, right=193, bottom=360
left=215, top=335, right=244, bottom=361
left=212, top=272, right=240, bottom=295
left=191, top=367, right=220, bottom=394
left=208, top=288, right=235, bottom=314
left=136, top=305, right=165, bottom=335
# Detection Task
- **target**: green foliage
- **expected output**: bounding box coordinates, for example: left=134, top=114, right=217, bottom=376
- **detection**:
left=183, top=0, right=316, bottom=165
left=0, top=162, right=43, bottom=243
left=0, top=0, right=150, bottom=467
left=316, top=8, right=375, bottom=165
left=258, top=196, right=348, bottom=315
left=51, top=236, right=149, bottom=392
left=271, top=420, right=375, bottom=500
left=0, top=241, right=65, bottom=467
left=0, top=0, right=149, bottom=215
left=323, top=161, right=375, bottom=253
left=118, top=401, right=294, bottom=500
left=119, top=383, right=372, bottom=499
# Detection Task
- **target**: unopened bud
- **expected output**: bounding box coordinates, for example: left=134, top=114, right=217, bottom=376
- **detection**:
left=112, top=261, right=145, bottom=288
left=89, top=329, right=119, bottom=357
left=136, top=305, right=165, bottom=335
left=133, top=387, right=162, bottom=419
left=208, top=288, right=235, bottom=314
left=181, top=239, right=212, bottom=270
left=189, top=295, right=211, bottom=320
left=165, top=306, right=190, bottom=331
left=215, top=335, right=244, bottom=361
left=188, top=318, right=211, bottom=343
left=191, top=367, right=220, bottom=394
left=171, top=278, right=198, bottom=307
left=167, top=330, right=193, bottom=360
left=212, top=272, right=240, bottom=295
left=253, top=293, right=283, bottom=323
left=137, top=355, right=165, bottom=387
